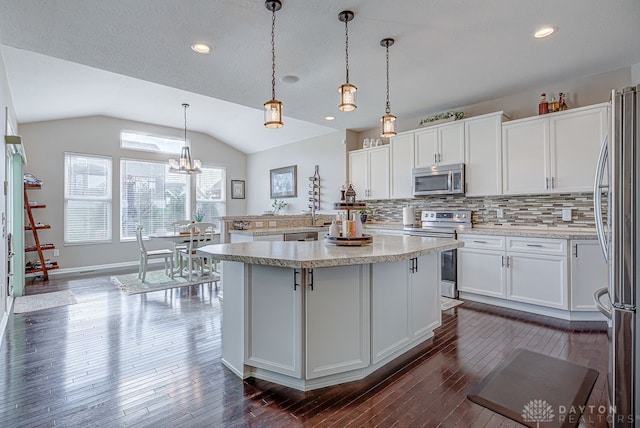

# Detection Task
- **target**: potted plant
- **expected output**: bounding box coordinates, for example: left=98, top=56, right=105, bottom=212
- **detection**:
left=357, top=209, right=373, bottom=223
left=192, top=206, right=205, bottom=222
left=271, top=199, right=288, bottom=215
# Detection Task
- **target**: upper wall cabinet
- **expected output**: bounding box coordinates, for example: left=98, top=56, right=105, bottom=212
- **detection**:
left=349, top=145, right=390, bottom=200
left=502, top=103, right=609, bottom=195
left=414, top=122, right=464, bottom=168
left=464, top=112, right=506, bottom=197
left=390, top=132, right=415, bottom=199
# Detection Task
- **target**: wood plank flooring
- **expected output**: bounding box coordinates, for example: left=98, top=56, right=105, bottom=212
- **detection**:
left=0, top=270, right=609, bottom=427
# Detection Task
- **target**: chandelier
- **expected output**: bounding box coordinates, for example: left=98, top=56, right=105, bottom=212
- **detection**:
left=169, top=103, right=202, bottom=175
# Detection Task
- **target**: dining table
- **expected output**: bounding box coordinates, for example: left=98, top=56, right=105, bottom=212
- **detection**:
left=148, top=230, right=221, bottom=277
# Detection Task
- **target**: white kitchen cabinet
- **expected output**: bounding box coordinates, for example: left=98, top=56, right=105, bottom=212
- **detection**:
left=245, top=265, right=303, bottom=378
left=305, top=265, right=370, bottom=379
left=371, top=255, right=439, bottom=363
left=458, top=234, right=568, bottom=310
left=457, top=235, right=506, bottom=298
left=502, top=103, right=608, bottom=195
left=414, top=121, right=464, bottom=168
left=570, top=240, right=608, bottom=311
left=230, top=233, right=283, bottom=243
left=348, top=145, right=390, bottom=200
left=390, top=132, right=415, bottom=198
left=464, top=112, right=504, bottom=196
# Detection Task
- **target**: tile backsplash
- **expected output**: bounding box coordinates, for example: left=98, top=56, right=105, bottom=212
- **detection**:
left=366, top=193, right=602, bottom=228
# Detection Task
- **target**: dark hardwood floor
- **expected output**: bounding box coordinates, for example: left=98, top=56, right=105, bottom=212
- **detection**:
left=1, top=270, right=609, bottom=427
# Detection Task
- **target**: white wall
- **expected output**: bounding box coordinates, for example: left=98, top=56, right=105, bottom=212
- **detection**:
left=246, top=131, right=347, bottom=215
left=632, top=63, right=640, bottom=85
left=19, top=115, right=246, bottom=270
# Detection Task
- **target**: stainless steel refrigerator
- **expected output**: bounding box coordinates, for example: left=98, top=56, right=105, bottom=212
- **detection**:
left=594, top=85, right=639, bottom=427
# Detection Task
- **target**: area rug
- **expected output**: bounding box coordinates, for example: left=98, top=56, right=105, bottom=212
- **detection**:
left=111, top=270, right=220, bottom=295
left=468, top=348, right=599, bottom=428
left=14, top=290, right=77, bottom=313
left=441, top=296, right=464, bottom=310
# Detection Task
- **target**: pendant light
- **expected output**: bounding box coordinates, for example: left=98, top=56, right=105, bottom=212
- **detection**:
left=380, top=38, right=397, bottom=137
left=338, top=10, right=356, bottom=112
left=264, top=0, right=283, bottom=129
left=169, top=103, right=202, bottom=175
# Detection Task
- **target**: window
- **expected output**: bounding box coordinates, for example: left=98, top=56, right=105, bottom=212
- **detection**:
left=196, top=167, right=226, bottom=222
left=64, top=153, right=112, bottom=244
left=120, top=131, right=184, bottom=155
left=120, top=159, right=188, bottom=240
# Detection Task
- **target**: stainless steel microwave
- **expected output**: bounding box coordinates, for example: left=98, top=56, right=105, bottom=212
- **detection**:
left=412, top=163, right=465, bottom=196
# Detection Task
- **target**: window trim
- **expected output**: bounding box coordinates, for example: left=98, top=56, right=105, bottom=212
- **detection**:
left=120, top=129, right=187, bottom=155
left=63, top=152, right=113, bottom=245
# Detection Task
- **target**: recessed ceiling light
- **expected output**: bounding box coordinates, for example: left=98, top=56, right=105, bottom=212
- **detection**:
left=325, top=116, right=335, bottom=121
left=534, top=26, right=557, bottom=39
left=191, top=43, right=212, bottom=54
left=281, top=75, right=300, bottom=84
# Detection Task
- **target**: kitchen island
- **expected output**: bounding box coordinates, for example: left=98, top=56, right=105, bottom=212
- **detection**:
left=198, top=235, right=462, bottom=391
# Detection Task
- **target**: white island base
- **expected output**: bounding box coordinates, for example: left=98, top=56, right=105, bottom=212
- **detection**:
left=220, top=254, right=442, bottom=391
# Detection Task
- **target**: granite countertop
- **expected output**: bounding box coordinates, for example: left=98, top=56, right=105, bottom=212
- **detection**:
left=197, top=235, right=462, bottom=269
left=460, top=226, right=598, bottom=240
left=228, top=226, right=328, bottom=236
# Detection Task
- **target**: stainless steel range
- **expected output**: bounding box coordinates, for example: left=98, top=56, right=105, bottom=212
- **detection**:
left=403, top=210, right=471, bottom=299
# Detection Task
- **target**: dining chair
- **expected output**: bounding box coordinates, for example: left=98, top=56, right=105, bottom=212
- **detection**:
left=171, top=220, right=192, bottom=264
left=136, top=224, right=174, bottom=282
left=176, top=222, right=219, bottom=283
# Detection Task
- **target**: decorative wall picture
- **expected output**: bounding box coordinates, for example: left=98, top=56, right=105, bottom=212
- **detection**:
left=270, top=165, right=297, bottom=198
left=231, top=180, right=245, bottom=199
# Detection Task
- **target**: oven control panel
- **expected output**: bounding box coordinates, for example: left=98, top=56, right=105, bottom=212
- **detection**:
left=420, top=210, right=471, bottom=224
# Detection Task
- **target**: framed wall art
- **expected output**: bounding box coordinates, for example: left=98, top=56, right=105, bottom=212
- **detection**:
left=231, top=180, right=245, bottom=199
left=270, top=165, right=297, bottom=198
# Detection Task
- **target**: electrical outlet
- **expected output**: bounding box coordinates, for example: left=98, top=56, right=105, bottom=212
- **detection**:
left=255, top=221, right=263, bottom=228
left=496, top=208, right=504, bottom=218
left=562, top=208, right=572, bottom=222
left=53, top=249, right=60, bottom=257
left=268, top=221, right=277, bottom=227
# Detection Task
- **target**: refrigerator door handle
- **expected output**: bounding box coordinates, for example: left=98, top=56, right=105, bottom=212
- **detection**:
left=593, top=134, right=609, bottom=261
left=593, top=287, right=612, bottom=319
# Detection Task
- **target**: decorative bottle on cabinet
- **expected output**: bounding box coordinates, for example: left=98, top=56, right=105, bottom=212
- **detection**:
left=558, top=92, right=569, bottom=111
left=538, top=93, right=549, bottom=115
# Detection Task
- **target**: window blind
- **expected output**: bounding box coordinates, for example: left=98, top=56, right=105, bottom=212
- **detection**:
left=196, top=167, right=226, bottom=222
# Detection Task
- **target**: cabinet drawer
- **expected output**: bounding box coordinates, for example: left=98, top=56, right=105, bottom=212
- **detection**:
left=458, top=234, right=505, bottom=250
left=506, top=237, right=567, bottom=255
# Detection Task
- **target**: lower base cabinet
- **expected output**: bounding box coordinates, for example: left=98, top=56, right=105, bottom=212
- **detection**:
left=507, top=252, right=568, bottom=309
left=457, top=248, right=505, bottom=298
left=570, top=240, right=608, bottom=311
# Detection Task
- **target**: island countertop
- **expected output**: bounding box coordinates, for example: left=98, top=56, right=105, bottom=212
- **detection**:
left=198, top=234, right=462, bottom=269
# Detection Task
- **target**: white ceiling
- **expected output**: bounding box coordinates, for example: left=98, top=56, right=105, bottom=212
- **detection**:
left=1, top=0, right=639, bottom=154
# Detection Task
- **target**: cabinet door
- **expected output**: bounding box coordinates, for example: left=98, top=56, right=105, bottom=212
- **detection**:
left=570, top=240, right=608, bottom=311
left=372, top=260, right=411, bottom=363
left=438, top=122, right=465, bottom=165
left=502, top=118, right=549, bottom=195
left=465, top=114, right=503, bottom=196
left=306, top=265, right=370, bottom=379
left=348, top=150, right=368, bottom=198
left=245, top=265, right=302, bottom=377
left=549, top=106, right=608, bottom=193
left=506, top=253, right=568, bottom=309
left=458, top=248, right=506, bottom=298
left=410, top=255, right=440, bottom=341
left=414, top=128, right=438, bottom=168
left=390, top=132, right=415, bottom=199
left=367, top=146, right=390, bottom=200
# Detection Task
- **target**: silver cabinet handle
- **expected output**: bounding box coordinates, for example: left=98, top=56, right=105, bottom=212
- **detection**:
left=293, top=269, right=300, bottom=290
left=526, top=244, right=543, bottom=247
left=473, top=240, right=487, bottom=244
left=308, top=269, right=314, bottom=291
left=545, top=177, right=549, bottom=189
left=501, top=255, right=504, bottom=267
left=506, top=256, right=511, bottom=268
left=434, top=153, right=437, bottom=164
left=551, top=177, right=555, bottom=189
left=573, top=244, right=578, bottom=258
left=438, top=153, right=442, bottom=163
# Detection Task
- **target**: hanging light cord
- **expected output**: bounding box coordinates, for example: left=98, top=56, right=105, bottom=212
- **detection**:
left=183, top=104, right=188, bottom=144
left=344, top=19, right=350, bottom=84
left=385, top=43, right=391, bottom=114
left=270, top=7, right=276, bottom=100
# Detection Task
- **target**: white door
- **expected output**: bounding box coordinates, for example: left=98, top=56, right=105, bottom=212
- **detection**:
left=464, top=113, right=503, bottom=196
left=414, top=128, right=438, bottom=168
left=348, top=150, right=368, bottom=199
left=549, top=105, right=608, bottom=193
left=371, top=260, right=411, bottom=363
left=390, top=132, right=415, bottom=199
left=502, top=118, right=549, bottom=195
left=306, top=265, right=370, bottom=379
left=438, top=122, right=465, bottom=165
left=570, top=240, right=608, bottom=311
left=367, top=146, right=390, bottom=200
left=458, top=249, right=506, bottom=298
left=506, top=253, right=568, bottom=309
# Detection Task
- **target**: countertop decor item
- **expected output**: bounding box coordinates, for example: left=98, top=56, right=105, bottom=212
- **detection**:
left=418, top=111, right=464, bottom=127
left=324, top=234, right=373, bottom=246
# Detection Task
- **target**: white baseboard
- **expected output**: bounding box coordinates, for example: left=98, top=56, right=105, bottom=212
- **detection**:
left=31, top=259, right=167, bottom=277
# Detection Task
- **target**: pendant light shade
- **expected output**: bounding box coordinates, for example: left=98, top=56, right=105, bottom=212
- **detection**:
left=338, top=10, right=357, bottom=112
left=169, top=103, right=202, bottom=175
left=264, top=0, right=283, bottom=128
left=380, top=38, right=397, bottom=138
